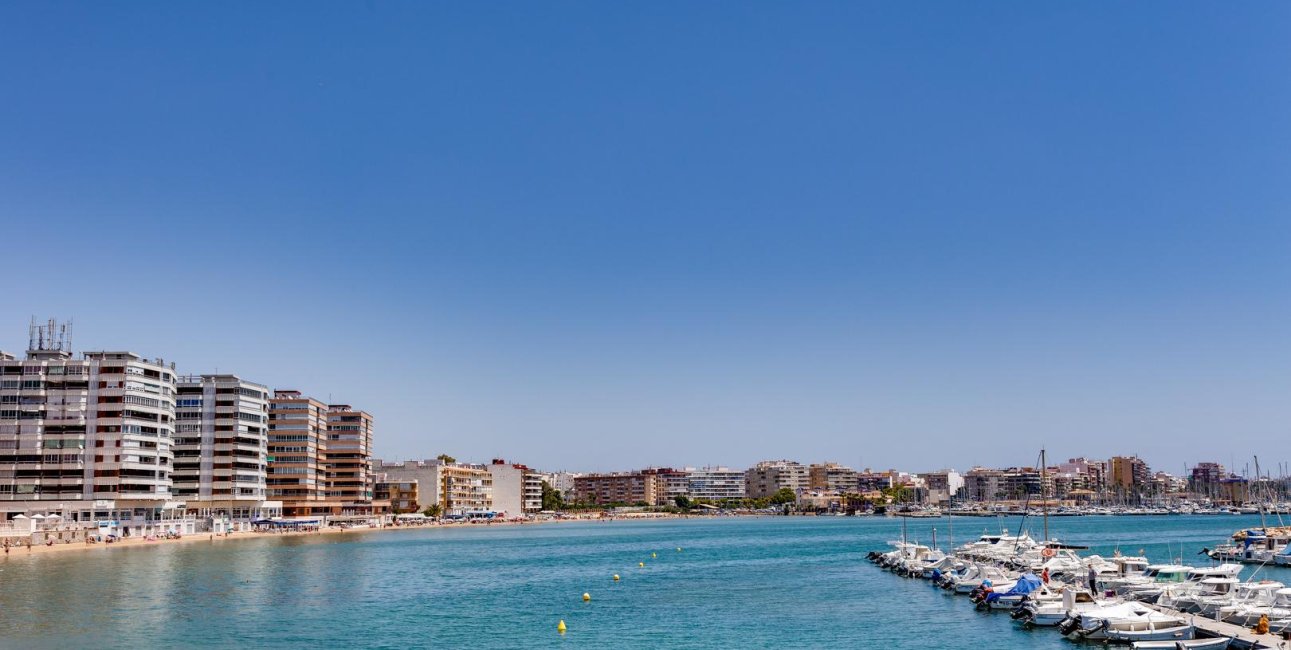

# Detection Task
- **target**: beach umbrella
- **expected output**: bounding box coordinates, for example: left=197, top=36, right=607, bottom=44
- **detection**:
left=31, top=514, right=46, bottom=520
left=11, top=514, right=27, bottom=519
left=45, top=514, right=61, bottom=520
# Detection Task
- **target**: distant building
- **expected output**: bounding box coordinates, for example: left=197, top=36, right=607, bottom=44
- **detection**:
left=917, top=469, right=963, bottom=505
left=374, top=458, right=493, bottom=516
left=1190, top=462, right=1227, bottom=497
left=687, top=466, right=746, bottom=501
left=1108, top=456, right=1151, bottom=493
left=573, top=472, right=663, bottom=506
left=374, top=479, right=419, bottom=513
left=962, top=467, right=1007, bottom=502
left=856, top=470, right=895, bottom=493
left=809, top=462, right=858, bottom=493
left=644, top=468, right=691, bottom=503
left=744, top=460, right=808, bottom=498
left=538, top=471, right=581, bottom=500
left=487, top=459, right=543, bottom=516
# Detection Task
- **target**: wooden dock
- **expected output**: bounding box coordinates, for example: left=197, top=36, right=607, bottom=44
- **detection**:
left=1145, top=603, right=1289, bottom=649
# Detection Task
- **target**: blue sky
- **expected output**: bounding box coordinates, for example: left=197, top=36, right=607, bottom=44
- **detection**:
left=1, top=3, right=1288, bottom=474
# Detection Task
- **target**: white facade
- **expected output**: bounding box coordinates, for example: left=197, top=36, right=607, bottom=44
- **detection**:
left=0, top=333, right=193, bottom=535
left=173, top=374, right=275, bottom=529
left=687, top=466, right=746, bottom=501
left=487, top=461, right=542, bottom=517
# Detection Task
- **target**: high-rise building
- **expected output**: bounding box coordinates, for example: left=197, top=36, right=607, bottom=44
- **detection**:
left=268, top=391, right=379, bottom=517
left=267, top=390, right=329, bottom=512
left=0, top=320, right=191, bottom=536
left=324, top=403, right=374, bottom=504
left=173, top=374, right=274, bottom=528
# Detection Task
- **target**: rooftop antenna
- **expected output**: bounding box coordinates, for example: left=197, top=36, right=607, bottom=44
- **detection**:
left=29, top=316, right=73, bottom=352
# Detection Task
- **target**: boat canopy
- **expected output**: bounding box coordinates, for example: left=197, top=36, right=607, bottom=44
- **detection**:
left=986, top=573, right=1043, bottom=601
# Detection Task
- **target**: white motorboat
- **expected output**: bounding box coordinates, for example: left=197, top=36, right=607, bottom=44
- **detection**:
left=1062, top=601, right=1192, bottom=642
left=1222, top=586, right=1291, bottom=626
left=1131, top=638, right=1232, bottom=650
left=1162, top=577, right=1239, bottom=614
left=1015, top=589, right=1114, bottom=627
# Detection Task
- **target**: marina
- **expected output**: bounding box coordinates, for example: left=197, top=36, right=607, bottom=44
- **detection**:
left=868, top=512, right=1291, bottom=649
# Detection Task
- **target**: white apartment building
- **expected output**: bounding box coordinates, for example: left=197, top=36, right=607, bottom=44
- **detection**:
left=539, top=471, right=580, bottom=500
left=687, top=466, right=746, bottom=501
left=173, top=374, right=279, bottom=530
left=487, top=459, right=543, bottom=517
left=0, top=321, right=193, bottom=537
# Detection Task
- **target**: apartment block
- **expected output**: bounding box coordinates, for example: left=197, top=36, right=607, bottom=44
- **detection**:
left=808, top=462, right=858, bottom=493
left=173, top=374, right=274, bottom=527
left=324, top=404, right=374, bottom=504
left=744, top=460, right=809, bottom=498
left=373, top=458, right=493, bottom=516
left=573, top=472, right=663, bottom=506
left=374, top=479, right=419, bottom=512
left=0, top=321, right=191, bottom=535
left=487, top=459, right=542, bottom=516
left=268, top=392, right=379, bottom=517
left=687, top=466, right=746, bottom=501
left=267, top=390, right=329, bottom=512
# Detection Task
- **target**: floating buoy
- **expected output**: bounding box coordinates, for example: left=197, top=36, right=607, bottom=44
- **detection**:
left=651, top=552, right=657, bottom=558
left=612, top=574, right=620, bottom=581
left=677, top=547, right=682, bottom=552
left=557, top=620, right=567, bottom=634
left=639, top=561, right=645, bottom=567
left=582, top=592, right=591, bottom=602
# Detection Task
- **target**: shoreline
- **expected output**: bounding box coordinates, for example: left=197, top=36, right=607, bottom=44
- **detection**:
left=0, top=512, right=703, bottom=561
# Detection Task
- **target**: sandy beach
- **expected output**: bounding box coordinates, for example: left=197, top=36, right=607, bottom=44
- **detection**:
left=0, top=512, right=695, bottom=560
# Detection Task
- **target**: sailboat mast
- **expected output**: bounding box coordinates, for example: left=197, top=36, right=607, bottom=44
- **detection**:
left=1256, top=456, right=1268, bottom=530
left=1042, top=448, right=1049, bottom=543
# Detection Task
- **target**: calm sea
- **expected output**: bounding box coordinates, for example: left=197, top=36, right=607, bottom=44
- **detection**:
left=0, top=514, right=1284, bottom=648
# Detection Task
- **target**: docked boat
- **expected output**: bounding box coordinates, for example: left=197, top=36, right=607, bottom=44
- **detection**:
left=1130, top=638, right=1232, bottom=650
left=1014, top=589, right=1112, bottom=626
left=1061, top=602, right=1193, bottom=642
left=1220, top=586, right=1291, bottom=626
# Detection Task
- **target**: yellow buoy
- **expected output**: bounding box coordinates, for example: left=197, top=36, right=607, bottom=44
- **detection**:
left=582, top=592, right=591, bottom=602
left=639, top=561, right=645, bottom=567
left=612, top=574, right=620, bottom=581
left=557, top=620, right=567, bottom=634
left=651, top=552, right=657, bottom=558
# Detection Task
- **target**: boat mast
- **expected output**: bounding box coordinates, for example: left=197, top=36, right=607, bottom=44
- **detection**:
left=1041, top=448, right=1049, bottom=543
left=1255, top=456, right=1268, bottom=530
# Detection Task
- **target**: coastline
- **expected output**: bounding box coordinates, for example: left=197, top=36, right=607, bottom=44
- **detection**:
left=0, top=512, right=701, bottom=561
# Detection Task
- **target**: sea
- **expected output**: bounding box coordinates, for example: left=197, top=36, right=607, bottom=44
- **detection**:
left=0, top=514, right=1284, bottom=648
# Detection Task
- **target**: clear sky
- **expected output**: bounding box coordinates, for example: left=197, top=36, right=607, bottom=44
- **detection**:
left=1, top=3, right=1288, bottom=475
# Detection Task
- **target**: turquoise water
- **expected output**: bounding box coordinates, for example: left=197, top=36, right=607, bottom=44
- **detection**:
left=0, top=514, right=1284, bottom=648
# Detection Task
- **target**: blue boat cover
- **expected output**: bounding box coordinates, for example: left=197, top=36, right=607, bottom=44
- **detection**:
left=985, top=574, right=1042, bottom=602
